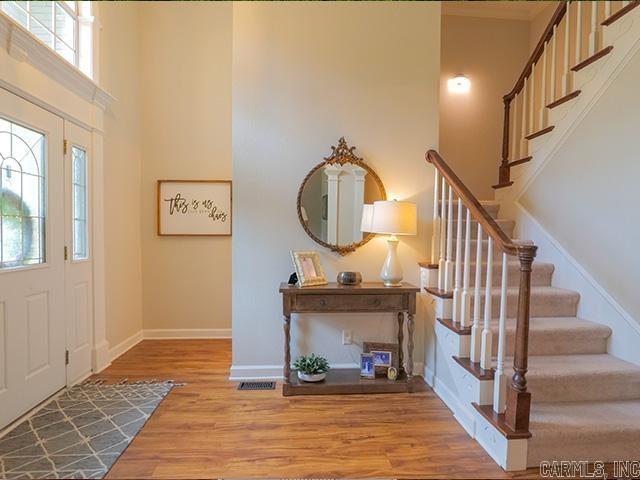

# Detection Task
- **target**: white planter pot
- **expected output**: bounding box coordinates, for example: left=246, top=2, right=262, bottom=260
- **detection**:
left=297, top=371, right=326, bottom=382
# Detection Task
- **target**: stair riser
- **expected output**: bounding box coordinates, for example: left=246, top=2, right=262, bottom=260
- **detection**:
left=472, top=291, right=578, bottom=318
left=491, top=329, right=607, bottom=356
left=450, top=219, right=515, bottom=239
left=528, top=374, right=640, bottom=403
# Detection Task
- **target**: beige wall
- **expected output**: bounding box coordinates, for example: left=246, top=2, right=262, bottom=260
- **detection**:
left=529, top=2, right=557, bottom=52
left=231, top=2, right=440, bottom=374
left=521, top=48, right=640, bottom=324
left=96, top=2, right=144, bottom=348
left=440, top=15, right=530, bottom=199
left=138, top=3, right=233, bottom=332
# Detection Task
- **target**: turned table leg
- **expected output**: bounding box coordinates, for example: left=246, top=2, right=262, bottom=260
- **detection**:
left=283, top=314, right=291, bottom=384
left=407, top=312, right=415, bottom=390
left=397, top=312, right=405, bottom=375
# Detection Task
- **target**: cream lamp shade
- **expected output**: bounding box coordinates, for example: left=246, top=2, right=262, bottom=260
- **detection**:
left=370, top=200, right=417, bottom=236
left=360, top=204, right=375, bottom=233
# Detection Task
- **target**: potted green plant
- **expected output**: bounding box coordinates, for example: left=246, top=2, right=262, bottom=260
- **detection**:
left=293, top=353, right=330, bottom=382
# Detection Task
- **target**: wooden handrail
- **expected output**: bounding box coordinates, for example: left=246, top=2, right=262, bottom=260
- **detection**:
left=504, top=1, right=567, bottom=101
left=427, top=150, right=520, bottom=256
left=499, top=1, right=567, bottom=183
left=426, top=149, right=537, bottom=435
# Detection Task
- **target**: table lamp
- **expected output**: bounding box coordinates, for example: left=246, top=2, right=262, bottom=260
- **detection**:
left=367, top=200, right=417, bottom=287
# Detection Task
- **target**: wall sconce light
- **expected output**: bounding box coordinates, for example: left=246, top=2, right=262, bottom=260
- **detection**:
left=448, top=74, right=471, bottom=94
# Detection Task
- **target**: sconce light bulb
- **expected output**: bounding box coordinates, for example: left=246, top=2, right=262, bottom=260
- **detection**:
left=448, top=74, right=471, bottom=94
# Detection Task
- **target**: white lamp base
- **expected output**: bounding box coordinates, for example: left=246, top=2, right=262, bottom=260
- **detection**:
left=380, top=236, right=403, bottom=287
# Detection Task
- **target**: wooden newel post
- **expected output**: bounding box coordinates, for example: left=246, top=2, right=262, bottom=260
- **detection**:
left=505, top=244, right=537, bottom=433
left=499, top=97, right=512, bottom=185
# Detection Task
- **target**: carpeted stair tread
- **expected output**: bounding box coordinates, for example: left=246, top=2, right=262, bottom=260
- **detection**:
left=528, top=400, right=640, bottom=465
left=519, top=354, right=640, bottom=402
left=451, top=238, right=533, bottom=260
left=468, top=261, right=554, bottom=287
left=490, top=317, right=611, bottom=356
left=471, top=286, right=580, bottom=318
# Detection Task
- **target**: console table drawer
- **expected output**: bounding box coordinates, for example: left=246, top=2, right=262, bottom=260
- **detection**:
left=293, top=294, right=406, bottom=312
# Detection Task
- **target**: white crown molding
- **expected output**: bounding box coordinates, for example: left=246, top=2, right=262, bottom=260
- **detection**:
left=0, top=12, right=115, bottom=110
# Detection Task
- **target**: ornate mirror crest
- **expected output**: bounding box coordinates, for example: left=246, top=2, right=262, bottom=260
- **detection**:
left=297, top=137, right=386, bottom=255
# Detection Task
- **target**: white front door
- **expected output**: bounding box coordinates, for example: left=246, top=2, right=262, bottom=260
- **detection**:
left=64, top=122, right=94, bottom=384
left=0, top=88, right=66, bottom=430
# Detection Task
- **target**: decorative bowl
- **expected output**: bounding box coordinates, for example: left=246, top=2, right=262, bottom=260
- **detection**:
left=337, top=271, right=362, bottom=286
left=297, top=371, right=327, bottom=382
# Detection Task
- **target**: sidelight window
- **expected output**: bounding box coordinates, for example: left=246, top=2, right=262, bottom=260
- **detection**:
left=71, top=146, right=87, bottom=260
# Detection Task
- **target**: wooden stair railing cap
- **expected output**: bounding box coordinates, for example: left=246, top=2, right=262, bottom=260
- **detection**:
left=426, top=150, right=536, bottom=258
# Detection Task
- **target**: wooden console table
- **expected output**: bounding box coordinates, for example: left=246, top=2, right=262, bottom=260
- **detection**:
left=279, top=282, right=420, bottom=396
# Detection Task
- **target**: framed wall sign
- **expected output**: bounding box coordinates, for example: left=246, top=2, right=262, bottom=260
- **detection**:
left=157, top=180, right=232, bottom=236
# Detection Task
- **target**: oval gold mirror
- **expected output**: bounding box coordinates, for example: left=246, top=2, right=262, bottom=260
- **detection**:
left=297, top=137, right=386, bottom=255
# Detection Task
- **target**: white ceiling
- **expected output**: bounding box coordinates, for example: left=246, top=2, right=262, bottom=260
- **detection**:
left=442, top=1, right=558, bottom=22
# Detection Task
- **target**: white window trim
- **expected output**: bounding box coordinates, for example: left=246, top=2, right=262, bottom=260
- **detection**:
left=0, top=10, right=114, bottom=109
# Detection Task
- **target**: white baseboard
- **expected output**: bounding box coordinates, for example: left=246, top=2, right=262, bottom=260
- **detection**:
left=229, top=364, right=284, bottom=381
left=109, top=330, right=144, bottom=362
left=143, top=328, right=231, bottom=340
left=423, top=365, right=435, bottom=386
left=92, top=340, right=111, bottom=373
left=229, top=361, right=426, bottom=381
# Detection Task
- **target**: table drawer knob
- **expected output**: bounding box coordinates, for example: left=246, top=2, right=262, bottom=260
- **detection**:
left=372, top=299, right=381, bottom=306
left=320, top=299, right=327, bottom=307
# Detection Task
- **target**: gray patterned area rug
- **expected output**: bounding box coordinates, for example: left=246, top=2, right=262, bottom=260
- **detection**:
left=0, top=380, right=180, bottom=479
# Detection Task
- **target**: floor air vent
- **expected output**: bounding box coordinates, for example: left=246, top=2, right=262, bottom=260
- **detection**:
left=237, top=381, right=276, bottom=391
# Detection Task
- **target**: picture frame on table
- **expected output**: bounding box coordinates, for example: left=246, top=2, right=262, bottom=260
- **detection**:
left=360, top=353, right=375, bottom=379
left=363, top=342, right=400, bottom=376
left=290, top=250, right=328, bottom=287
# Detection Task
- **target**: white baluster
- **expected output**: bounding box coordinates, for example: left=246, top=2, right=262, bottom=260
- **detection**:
left=521, top=76, right=528, bottom=153
left=470, top=225, right=483, bottom=364
left=540, top=42, right=548, bottom=128
left=576, top=1, right=582, bottom=65
left=460, top=207, right=472, bottom=329
left=452, top=198, right=463, bottom=323
left=589, top=1, right=598, bottom=56
left=605, top=1, right=612, bottom=19
left=550, top=25, right=557, bottom=102
left=562, top=1, right=571, bottom=97
left=480, top=236, right=493, bottom=370
left=529, top=63, right=536, bottom=134
left=444, top=185, right=454, bottom=292
left=431, top=170, right=440, bottom=265
left=511, top=92, right=519, bottom=160
left=438, top=177, right=447, bottom=290
left=493, top=252, right=509, bottom=414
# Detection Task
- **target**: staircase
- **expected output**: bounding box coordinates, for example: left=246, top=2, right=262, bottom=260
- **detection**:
left=421, top=0, right=640, bottom=470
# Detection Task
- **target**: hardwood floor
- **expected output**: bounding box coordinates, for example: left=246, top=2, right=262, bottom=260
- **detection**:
left=97, top=339, right=539, bottom=479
